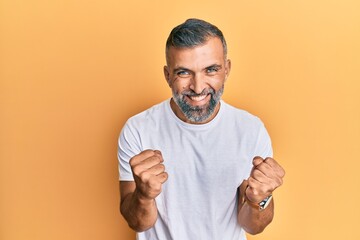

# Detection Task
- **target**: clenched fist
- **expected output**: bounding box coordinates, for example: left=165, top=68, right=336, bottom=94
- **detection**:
left=130, top=150, right=168, bottom=200
left=245, top=157, right=285, bottom=203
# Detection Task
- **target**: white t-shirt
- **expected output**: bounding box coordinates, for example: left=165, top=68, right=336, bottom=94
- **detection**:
left=118, top=99, right=273, bottom=240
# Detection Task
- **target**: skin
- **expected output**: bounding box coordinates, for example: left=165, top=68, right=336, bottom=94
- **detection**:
left=164, top=37, right=231, bottom=124
left=120, top=150, right=167, bottom=231
left=119, top=37, right=285, bottom=234
left=238, top=157, right=285, bottom=234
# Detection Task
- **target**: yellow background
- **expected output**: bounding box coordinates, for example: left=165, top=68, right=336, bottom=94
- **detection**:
left=1, top=0, right=359, bottom=239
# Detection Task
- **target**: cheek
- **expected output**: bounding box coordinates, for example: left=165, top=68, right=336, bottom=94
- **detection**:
left=171, top=80, right=191, bottom=93
left=208, top=78, right=225, bottom=91
left=171, top=75, right=225, bottom=93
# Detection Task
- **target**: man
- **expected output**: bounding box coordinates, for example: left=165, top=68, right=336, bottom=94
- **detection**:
left=118, top=18, right=285, bottom=240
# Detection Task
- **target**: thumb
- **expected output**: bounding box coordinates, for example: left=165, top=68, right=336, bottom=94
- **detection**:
left=252, top=156, right=264, bottom=167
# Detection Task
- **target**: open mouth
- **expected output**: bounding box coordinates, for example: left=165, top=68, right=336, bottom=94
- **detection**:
left=189, top=94, right=207, bottom=102
left=185, top=94, right=211, bottom=106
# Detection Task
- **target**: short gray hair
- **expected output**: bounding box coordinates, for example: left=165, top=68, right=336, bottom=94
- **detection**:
left=165, top=18, right=227, bottom=63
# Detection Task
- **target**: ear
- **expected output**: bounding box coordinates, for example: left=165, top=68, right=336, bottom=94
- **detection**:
left=225, top=59, right=231, bottom=82
left=163, top=66, right=171, bottom=87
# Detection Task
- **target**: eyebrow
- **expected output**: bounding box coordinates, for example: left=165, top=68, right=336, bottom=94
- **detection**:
left=173, top=64, right=223, bottom=74
left=173, top=67, right=192, bottom=74
left=205, top=64, right=222, bottom=70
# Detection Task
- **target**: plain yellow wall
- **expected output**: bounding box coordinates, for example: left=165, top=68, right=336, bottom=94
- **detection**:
left=1, top=0, right=359, bottom=239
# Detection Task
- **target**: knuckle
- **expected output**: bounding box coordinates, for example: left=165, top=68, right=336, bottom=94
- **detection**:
left=251, top=188, right=259, bottom=196
left=267, top=158, right=278, bottom=166
left=158, top=164, right=165, bottom=171
left=259, top=186, right=269, bottom=195
left=280, top=168, right=286, bottom=177
left=248, top=177, right=256, bottom=186
left=148, top=155, right=161, bottom=164
left=140, top=150, right=156, bottom=160
left=278, top=178, right=283, bottom=186
left=149, top=179, right=161, bottom=191
left=153, top=183, right=162, bottom=192
left=270, top=181, right=277, bottom=190
left=154, top=156, right=161, bottom=164
left=276, top=168, right=285, bottom=178
left=155, top=154, right=163, bottom=163
left=142, top=149, right=155, bottom=154
left=162, top=172, right=169, bottom=181
left=154, top=150, right=162, bottom=156
left=253, top=169, right=262, bottom=178
left=132, top=165, right=141, bottom=175
left=138, top=171, right=150, bottom=182
left=257, top=164, right=267, bottom=173
left=129, top=156, right=137, bottom=166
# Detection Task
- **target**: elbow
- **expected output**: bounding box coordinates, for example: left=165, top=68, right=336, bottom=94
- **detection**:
left=127, top=222, right=153, bottom=232
left=238, top=215, right=273, bottom=235
left=243, top=225, right=265, bottom=235
left=128, top=223, right=151, bottom=232
left=120, top=205, right=155, bottom=232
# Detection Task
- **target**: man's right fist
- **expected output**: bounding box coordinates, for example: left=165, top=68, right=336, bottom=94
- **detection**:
left=130, top=150, right=168, bottom=200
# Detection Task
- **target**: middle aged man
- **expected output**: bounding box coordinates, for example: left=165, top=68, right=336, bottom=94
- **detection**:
left=118, top=18, right=285, bottom=240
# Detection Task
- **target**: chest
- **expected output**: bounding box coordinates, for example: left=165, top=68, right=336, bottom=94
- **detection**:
left=142, top=126, right=255, bottom=190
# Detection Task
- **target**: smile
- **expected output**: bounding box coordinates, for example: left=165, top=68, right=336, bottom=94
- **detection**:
left=185, top=94, right=211, bottom=106
left=189, top=94, right=208, bottom=102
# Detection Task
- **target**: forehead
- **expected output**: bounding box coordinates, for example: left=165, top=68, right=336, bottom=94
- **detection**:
left=167, top=37, right=225, bottom=68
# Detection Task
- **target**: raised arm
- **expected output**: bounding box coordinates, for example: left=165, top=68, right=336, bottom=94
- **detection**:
left=119, top=150, right=168, bottom=232
left=237, top=157, right=285, bottom=234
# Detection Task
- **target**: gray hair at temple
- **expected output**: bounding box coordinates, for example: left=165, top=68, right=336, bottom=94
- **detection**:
left=165, top=18, right=228, bottom=64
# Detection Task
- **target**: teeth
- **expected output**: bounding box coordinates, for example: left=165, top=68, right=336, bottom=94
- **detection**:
left=190, top=94, right=207, bottom=102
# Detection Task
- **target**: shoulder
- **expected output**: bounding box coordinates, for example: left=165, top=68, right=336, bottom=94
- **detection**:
left=221, top=101, right=272, bottom=154
left=124, top=99, right=169, bottom=130
left=221, top=101, right=264, bottom=128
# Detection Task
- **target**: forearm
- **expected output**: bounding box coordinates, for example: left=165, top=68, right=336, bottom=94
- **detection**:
left=120, top=189, right=158, bottom=232
left=237, top=198, right=274, bottom=235
left=237, top=156, right=285, bottom=234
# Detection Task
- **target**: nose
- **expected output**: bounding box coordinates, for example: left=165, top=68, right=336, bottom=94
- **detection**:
left=189, top=74, right=206, bottom=94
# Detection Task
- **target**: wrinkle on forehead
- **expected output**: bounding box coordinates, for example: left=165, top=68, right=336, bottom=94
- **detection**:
left=167, top=37, right=225, bottom=72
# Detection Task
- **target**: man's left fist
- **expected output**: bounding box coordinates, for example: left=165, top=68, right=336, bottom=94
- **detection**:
left=245, top=157, right=285, bottom=203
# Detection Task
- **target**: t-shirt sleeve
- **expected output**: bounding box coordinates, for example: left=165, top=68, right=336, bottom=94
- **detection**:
left=254, top=123, right=273, bottom=159
left=242, top=120, right=274, bottom=182
left=117, top=122, right=142, bottom=181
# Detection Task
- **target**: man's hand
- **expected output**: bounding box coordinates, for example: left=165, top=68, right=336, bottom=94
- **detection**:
left=130, top=150, right=168, bottom=200
left=119, top=150, right=168, bottom=231
left=238, top=157, right=285, bottom=234
left=245, top=157, right=285, bottom=203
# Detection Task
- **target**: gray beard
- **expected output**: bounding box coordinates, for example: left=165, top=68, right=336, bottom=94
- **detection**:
left=172, top=85, right=224, bottom=123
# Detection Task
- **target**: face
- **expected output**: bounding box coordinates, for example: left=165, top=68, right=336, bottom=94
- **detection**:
left=164, top=37, right=231, bottom=124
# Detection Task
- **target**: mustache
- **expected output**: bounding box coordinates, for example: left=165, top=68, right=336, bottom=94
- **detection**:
left=181, top=88, right=215, bottom=97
